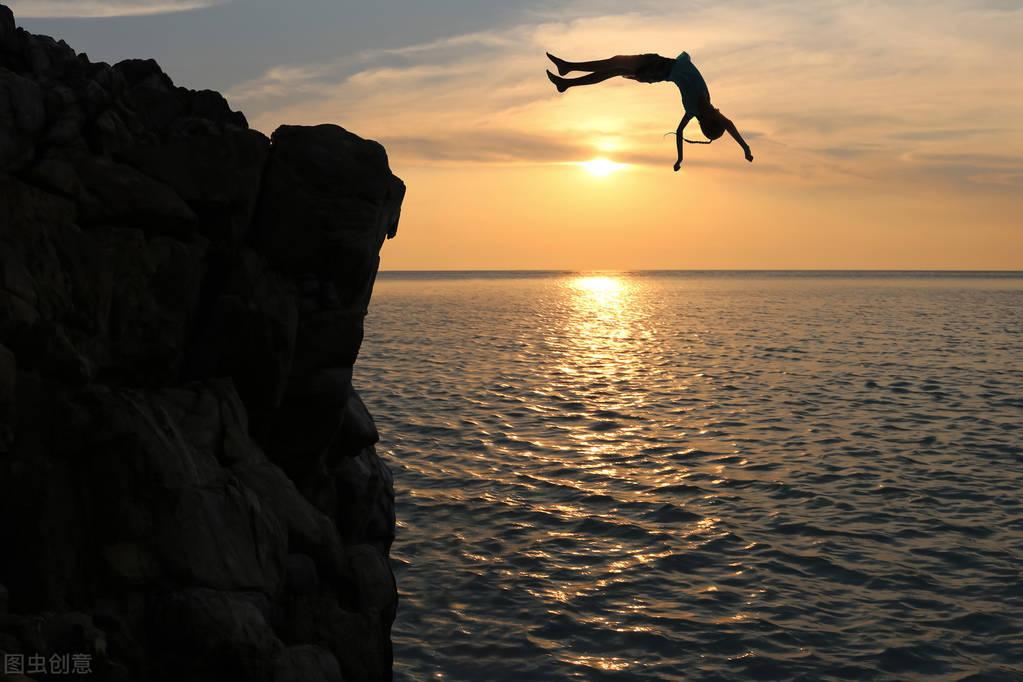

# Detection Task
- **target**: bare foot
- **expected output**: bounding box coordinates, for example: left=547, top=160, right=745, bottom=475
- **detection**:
left=546, top=52, right=571, bottom=76
left=546, top=70, right=567, bottom=93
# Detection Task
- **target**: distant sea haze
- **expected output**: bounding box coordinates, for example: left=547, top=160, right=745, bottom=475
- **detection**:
left=358, top=271, right=1023, bottom=681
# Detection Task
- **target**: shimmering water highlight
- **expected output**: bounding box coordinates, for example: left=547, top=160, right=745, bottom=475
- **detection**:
left=356, top=272, right=1023, bottom=681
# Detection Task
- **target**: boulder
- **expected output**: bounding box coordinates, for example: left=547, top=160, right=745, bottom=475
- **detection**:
left=333, top=389, right=379, bottom=459
left=149, top=588, right=282, bottom=682
left=292, top=307, right=367, bottom=376
left=332, top=447, right=395, bottom=552
left=0, top=68, right=44, bottom=170
left=92, top=227, right=207, bottom=383
left=232, top=458, right=347, bottom=579
left=255, top=124, right=404, bottom=312
left=155, top=379, right=256, bottom=465
left=124, top=127, right=269, bottom=245
left=0, top=5, right=14, bottom=46
left=154, top=480, right=286, bottom=593
left=185, top=250, right=297, bottom=428
left=266, top=367, right=352, bottom=474
left=75, top=157, right=198, bottom=235
left=273, top=645, right=344, bottom=682
left=24, top=156, right=83, bottom=198
left=0, top=344, right=12, bottom=450
left=346, top=544, right=396, bottom=620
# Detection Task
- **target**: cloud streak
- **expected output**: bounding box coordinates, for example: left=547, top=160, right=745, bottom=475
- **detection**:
left=8, top=0, right=227, bottom=19
left=227, top=0, right=1023, bottom=189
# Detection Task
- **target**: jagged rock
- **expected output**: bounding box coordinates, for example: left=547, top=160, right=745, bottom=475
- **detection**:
left=117, top=59, right=247, bottom=133
left=0, top=69, right=44, bottom=170
left=25, top=156, right=83, bottom=197
left=268, top=367, right=353, bottom=473
left=150, top=588, right=282, bottom=682
left=2, top=71, right=44, bottom=133
left=332, top=447, right=396, bottom=553
left=96, top=228, right=208, bottom=383
left=0, top=5, right=14, bottom=45
left=273, top=645, right=344, bottom=682
left=284, top=553, right=319, bottom=596
left=0, top=4, right=402, bottom=680
left=89, top=62, right=127, bottom=101
left=90, top=107, right=135, bottom=155
left=277, top=554, right=321, bottom=643
left=22, top=611, right=107, bottom=660
left=185, top=250, right=297, bottom=429
left=7, top=319, right=93, bottom=384
left=24, top=34, right=79, bottom=80
left=0, top=177, right=77, bottom=336
left=0, top=344, right=12, bottom=451
left=255, top=124, right=404, bottom=305
left=322, top=604, right=387, bottom=682
left=155, top=379, right=253, bottom=464
left=156, top=480, right=286, bottom=593
left=346, top=544, right=396, bottom=620
left=232, top=458, right=346, bottom=579
left=124, top=127, right=269, bottom=245
left=292, top=307, right=367, bottom=376
left=75, top=157, right=198, bottom=235
left=334, top=389, right=379, bottom=458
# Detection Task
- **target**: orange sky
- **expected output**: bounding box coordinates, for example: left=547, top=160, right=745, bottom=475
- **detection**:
left=227, top=3, right=1022, bottom=269
left=22, top=0, right=1022, bottom=269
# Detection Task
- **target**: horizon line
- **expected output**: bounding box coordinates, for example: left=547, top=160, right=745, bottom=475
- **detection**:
left=377, top=268, right=1023, bottom=273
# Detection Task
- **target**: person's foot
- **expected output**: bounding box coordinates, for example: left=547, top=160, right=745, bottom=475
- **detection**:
left=546, top=70, right=568, bottom=93
left=546, top=52, right=571, bottom=76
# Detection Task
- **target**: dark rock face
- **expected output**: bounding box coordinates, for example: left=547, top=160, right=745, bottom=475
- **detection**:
left=0, top=5, right=404, bottom=680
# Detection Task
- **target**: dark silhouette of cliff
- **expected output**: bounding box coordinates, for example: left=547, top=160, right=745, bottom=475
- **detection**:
left=0, top=4, right=404, bottom=680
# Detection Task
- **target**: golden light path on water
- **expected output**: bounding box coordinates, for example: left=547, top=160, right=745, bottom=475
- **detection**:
left=544, top=274, right=725, bottom=674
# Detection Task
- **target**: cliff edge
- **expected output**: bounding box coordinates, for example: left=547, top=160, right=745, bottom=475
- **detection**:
left=0, top=5, right=404, bottom=680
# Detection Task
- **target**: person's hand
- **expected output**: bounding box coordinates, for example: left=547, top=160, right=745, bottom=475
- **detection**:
left=744, top=147, right=754, bottom=163
left=673, top=159, right=682, bottom=172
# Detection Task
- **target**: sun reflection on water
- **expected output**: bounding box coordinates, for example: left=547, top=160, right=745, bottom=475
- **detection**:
left=552, top=274, right=676, bottom=474
left=570, top=274, right=625, bottom=299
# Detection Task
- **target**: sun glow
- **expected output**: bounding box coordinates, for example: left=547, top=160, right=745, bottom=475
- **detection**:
left=576, top=276, right=621, bottom=296
left=566, top=274, right=634, bottom=316
left=579, top=157, right=625, bottom=177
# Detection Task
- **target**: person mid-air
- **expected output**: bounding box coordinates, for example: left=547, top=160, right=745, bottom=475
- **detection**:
left=545, top=52, right=753, bottom=171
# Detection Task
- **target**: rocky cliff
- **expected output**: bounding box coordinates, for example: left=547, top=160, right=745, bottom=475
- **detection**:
left=0, top=5, right=404, bottom=680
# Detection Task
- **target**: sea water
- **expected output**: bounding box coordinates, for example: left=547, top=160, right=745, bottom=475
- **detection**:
left=356, top=272, right=1023, bottom=681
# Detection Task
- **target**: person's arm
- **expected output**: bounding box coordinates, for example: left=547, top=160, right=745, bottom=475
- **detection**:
left=724, top=117, right=754, bottom=162
left=674, top=113, right=693, bottom=171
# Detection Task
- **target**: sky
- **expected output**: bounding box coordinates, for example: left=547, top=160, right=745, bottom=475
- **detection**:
left=14, top=0, right=1023, bottom=270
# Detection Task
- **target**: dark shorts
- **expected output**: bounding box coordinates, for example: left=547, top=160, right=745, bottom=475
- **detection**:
left=632, top=54, right=673, bottom=83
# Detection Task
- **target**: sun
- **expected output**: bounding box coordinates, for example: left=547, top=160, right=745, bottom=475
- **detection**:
left=579, top=157, right=625, bottom=177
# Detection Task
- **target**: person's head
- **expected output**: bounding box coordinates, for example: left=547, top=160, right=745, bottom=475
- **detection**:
left=698, top=108, right=727, bottom=141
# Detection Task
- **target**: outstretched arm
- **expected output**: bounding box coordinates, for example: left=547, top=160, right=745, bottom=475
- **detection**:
left=724, top=117, right=753, bottom=162
left=674, top=113, right=694, bottom=172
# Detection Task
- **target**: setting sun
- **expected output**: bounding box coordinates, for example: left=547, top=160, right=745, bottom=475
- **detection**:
left=579, top=157, right=625, bottom=177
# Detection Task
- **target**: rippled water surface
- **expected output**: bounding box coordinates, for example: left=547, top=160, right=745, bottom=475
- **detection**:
left=356, top=272, right=1023, bottom=681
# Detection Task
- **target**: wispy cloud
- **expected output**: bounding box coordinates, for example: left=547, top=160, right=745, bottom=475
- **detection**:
left=226, top=0, right=1023, bottom=188
left=8, top=0, right=227, bottom=19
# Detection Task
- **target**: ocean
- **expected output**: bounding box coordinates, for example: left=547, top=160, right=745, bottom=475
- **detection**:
left=355, top=271, right=1023, bottom=681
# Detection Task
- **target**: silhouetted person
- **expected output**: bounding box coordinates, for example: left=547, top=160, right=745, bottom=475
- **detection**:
left=546, top=52, right=754, bottom=170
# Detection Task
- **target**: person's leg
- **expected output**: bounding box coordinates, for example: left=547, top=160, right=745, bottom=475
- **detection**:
left=547, top=53, right=647, bottom=76
left=547, top=68, right=633, bottom=92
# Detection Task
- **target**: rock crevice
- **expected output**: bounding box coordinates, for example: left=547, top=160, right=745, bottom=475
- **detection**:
left=0, top=5, right=403, bottom=680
